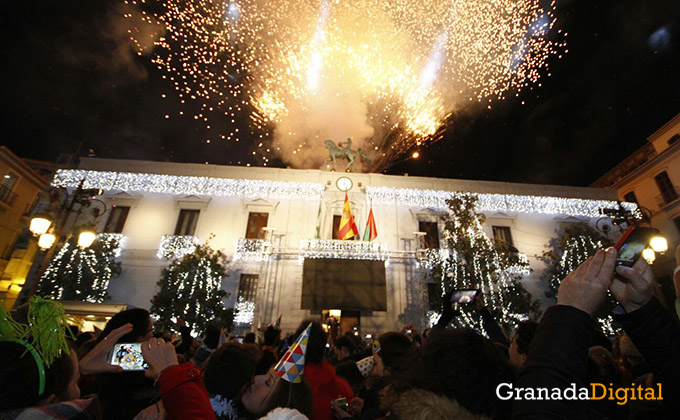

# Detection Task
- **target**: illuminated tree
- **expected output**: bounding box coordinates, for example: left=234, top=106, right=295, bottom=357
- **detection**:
left=426, top=194, right=539, bottom=333
left=541, top=223, right=618, bottom=334
left=37, top=235, right=122, bottom=303
left=151, top=243, right=232, bottom=334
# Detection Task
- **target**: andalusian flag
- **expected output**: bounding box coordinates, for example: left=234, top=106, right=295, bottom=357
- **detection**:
left=338, top=193, right=359, bottom=240
left=363, top=205, right=377, bottom=241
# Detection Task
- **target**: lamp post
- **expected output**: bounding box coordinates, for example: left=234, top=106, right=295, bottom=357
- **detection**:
left=15, top=180, right=106, bottom=307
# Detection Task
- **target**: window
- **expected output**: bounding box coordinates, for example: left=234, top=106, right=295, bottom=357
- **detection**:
left=418, top=221, right=439, bottom=249
left=655, top=171, right=678, bottom=204
left=674, top=216, right=680, bottom=236
left=238, top=274, right=258, bottom=302
left=245, top=212, right=268, bottom=239
left=668, top=134, right=680, bottom=146
left=623, top=191, right=638, bottom=204
left=174, top=209, right=200, bottom=235
left=104, top=206, right=130, bottom=233
left=332, top=215, right=342, bottom=239
left=492, top=226, right=514, bottom=247
left=0, top=173, right=17, bottom=203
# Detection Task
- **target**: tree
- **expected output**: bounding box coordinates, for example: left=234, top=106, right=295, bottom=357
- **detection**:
left=540, top=222, right=618, bottom=334
left=425, top=194, right=540, bottom=333
left=150, top=243, right=232, bottom=334
left=37, top=234, right=122, bottom=303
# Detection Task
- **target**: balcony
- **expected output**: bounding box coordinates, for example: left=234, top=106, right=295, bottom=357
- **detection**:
left=300, top=239, right=389, bottom=261
left=233, top=238, right=272, bottom=262
left=0, top=186, right=17, bottom=207
left=157, top=235, right=200, bottom=260
left=655, top=187, right=680, bottom=209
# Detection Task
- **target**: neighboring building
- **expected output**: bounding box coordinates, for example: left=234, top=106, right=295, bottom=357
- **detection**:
left=0, top=147, right=50, bottom=306
left=47, top=157, right=633, bottom=334
left=592, top=112, right=680, bottom=302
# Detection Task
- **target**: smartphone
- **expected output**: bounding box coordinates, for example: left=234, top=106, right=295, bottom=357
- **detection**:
left=332, top=397, right=348, bottom=411
left=109, top=343, right=148, bottom=371
left=614, top=226, right=659, bottom=267
left=235, top=337, right=244, bottom=344
left=450, top=289, right=481, bottom=305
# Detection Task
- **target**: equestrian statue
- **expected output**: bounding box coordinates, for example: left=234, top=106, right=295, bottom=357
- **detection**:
left=324, top=138, right=373, bottom=172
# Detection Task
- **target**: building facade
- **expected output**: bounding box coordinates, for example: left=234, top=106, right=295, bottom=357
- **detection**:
left=592, top=112, right=680, bottom=304
left=0, top=147, right=50, bottom=306
left=47, top=157, right=634, bottom=334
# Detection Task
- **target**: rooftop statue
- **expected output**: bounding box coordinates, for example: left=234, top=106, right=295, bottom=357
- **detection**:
left=324, top=138, right=373, bottom=172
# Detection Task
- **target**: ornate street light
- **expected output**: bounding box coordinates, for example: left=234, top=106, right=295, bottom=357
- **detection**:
left=37, top=233, right=56, bottom=250
left=649, top=235, right=668, bottom=254
left=29, top=216, right=52, bottom=236
left=77, top=229, right=97, bottom=248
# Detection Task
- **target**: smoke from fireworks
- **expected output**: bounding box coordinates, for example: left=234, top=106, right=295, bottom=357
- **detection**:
left=123, top=0, right=564, bottom=171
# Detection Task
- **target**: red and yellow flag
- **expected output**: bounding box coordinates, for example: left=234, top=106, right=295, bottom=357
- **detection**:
left=338, top=193, right=359, bottom=240
left=363, top=205, right=377, bottom=241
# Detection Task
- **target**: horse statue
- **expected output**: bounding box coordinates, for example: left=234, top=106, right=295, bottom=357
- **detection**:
left=324, top=138, right=373, bottom=172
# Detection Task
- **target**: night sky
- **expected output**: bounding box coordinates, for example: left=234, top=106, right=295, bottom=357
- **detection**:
left=2, top=0, right=679, bottom=186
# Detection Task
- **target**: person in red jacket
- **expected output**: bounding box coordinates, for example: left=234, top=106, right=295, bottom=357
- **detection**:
left=292, top=320, right=354, bottom=420
left=141, top=338, right=216, bottom=420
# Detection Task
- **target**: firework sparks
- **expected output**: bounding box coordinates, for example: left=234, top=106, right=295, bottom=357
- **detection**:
left=123, top=0, right=565, bottom=171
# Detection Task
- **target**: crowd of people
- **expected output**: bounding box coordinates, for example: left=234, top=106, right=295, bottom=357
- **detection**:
left=1, top=246, right=679, bottom=420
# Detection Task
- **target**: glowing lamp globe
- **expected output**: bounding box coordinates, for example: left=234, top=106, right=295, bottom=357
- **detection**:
left=37, top=233, right=56, bottom=250
left=29, top=216, right=52, bottom=236
left=641, top=248, right=656, bottom=264
left=78, top=230, right=97, bottom=248
left=649, top=236, right=668, bottom=253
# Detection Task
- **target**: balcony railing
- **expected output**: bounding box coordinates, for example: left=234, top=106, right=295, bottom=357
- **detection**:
left=233, top=238, right=272, bottom=262
left=157, top=235, right=200, bottom=260
left=0, top=186, right=17, bottom=206
left=655, top=188, right=680, bottom=208
left=300, top=239, right=389, bottom=261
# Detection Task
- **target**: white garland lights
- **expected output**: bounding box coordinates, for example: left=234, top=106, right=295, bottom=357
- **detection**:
left=157, top=235, right=200, bottom=260
left=97, top=233, right=126, bottom=257
left=52, top=169, right=324, bottom=201
left=233, top=296, right=256, bottom=325
left=233, top=239, right=272, bottom=262
left=300, top=239, right=389, bottom=261
left=366, top=186, right=641, bottom=218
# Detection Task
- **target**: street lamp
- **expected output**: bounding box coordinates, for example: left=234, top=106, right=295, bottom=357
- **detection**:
left=29, top=216, right=52, bottom=236
left=649, top=235, right=668, bottom=254
left=37, top=233, right=56, bottom=250
left=77, top=229, right=97, bottom=248
left=642, top=248, right=656, bottom=264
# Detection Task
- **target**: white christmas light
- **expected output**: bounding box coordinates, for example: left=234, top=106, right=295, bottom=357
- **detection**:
left=233, top=239, right=272, bottom=262
left=233, top=296, right=255, bottom=325
left=97, top=233, right=126, bottom=257
left=52, top=169, right=324, bottom=201
left=157, top=235, right=200, bottom=259
left=504, top=253, right=532, bottom=277
left=366, top=186, right=641, bottom=218
left=300, top=239, right=389, bottom=261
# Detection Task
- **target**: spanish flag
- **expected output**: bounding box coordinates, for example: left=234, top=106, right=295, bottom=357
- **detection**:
left=362, top=204, right=377, bottom=241
left=338, top=193, right=359, bottom=240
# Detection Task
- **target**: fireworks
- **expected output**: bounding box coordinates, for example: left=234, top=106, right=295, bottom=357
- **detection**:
left=123, top=0, right=564, bottom=171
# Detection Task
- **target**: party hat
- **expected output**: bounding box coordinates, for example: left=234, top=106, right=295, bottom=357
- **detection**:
left=274, top=323, right=311, bottom=383
left=355, top=356, right=375, bottom=377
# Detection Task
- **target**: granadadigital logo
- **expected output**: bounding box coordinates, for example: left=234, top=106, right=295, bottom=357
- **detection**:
left=496, top=383, right=663, bottom=405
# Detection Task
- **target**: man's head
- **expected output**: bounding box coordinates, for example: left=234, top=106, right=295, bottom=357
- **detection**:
left=333, top=335, right=356, bottom=361
left=508, top=320, right=538, bottom=368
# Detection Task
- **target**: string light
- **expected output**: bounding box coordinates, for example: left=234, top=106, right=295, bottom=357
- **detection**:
left=366, top=186, right=641, bottom=218
left=233, top=239, right=272, bottom=262
left=52, top=169, right=325, bottom=201
left=300, top=239, right=389, bottom=261
left=233, top=296, right=256, bottom=325
left=157, top=235, right=200, bottom=260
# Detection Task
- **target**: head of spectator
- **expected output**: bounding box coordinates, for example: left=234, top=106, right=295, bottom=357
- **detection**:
left=204, top=324, right=221, bottom=350
left=244, top=332, right=256, bottom=344
left=293, top=320, right=326, bottom=365
left=587, top=346, right=620, bottom=385
left=334, top=335, right=356, bottom=362
left=0, top=341, right=80, bottom=411
left=203, top=343, right=257, bottom=418
left=372, top=332, right=414, bottom=377
left=508, top=320, right=538, bottom=368
left=263, top=326, right=281, bottom=348
left=98, top=308, right=153, bottom=343
left=395, top=328, right=514, bottom=418
left=241, top=369, right=313, bottom=418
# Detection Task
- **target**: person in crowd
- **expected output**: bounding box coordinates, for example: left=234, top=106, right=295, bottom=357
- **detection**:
left=244, top=332, right=256, bottom=344
left=507, top=320, right=538, bottom=369
left=194, top=324, right=221, bottom=368
left=513, top=248, right=680, bottom=418
left=140, top=337, right=216, bottom=420
left=240, top=368, right=314, bottom=419
left=291, top=320, right=353, bottom=420
left=333, top=335, right=357, bottom=364
left=94, top=308, right=156, bottom=420
left=262, top=325, right=281, bottom=355
left=202, top=342, right=257, bottom=420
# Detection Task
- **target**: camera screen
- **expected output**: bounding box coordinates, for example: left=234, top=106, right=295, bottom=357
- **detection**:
left=450, top=290, right=478, bottom=304
left=616, top=229, right=649, bottom=266
left=110, top=343, right=148, bottom=371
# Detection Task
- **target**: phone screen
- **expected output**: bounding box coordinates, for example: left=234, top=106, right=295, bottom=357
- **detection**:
left=615, top=227, right=655, bottom=267
left=450, top=289, right=479, bottom=304
left=110, top=343, right=148, bottom=371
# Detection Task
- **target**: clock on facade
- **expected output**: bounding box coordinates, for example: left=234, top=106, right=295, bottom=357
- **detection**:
left=336, top=176, right=353, bottom=192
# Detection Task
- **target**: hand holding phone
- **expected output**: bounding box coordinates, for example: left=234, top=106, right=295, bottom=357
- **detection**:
left=614, top=226, right=660, bottom=267
left=450, top=289, right=481, bottom=305
left=109, top=343, right=148, bottom=371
